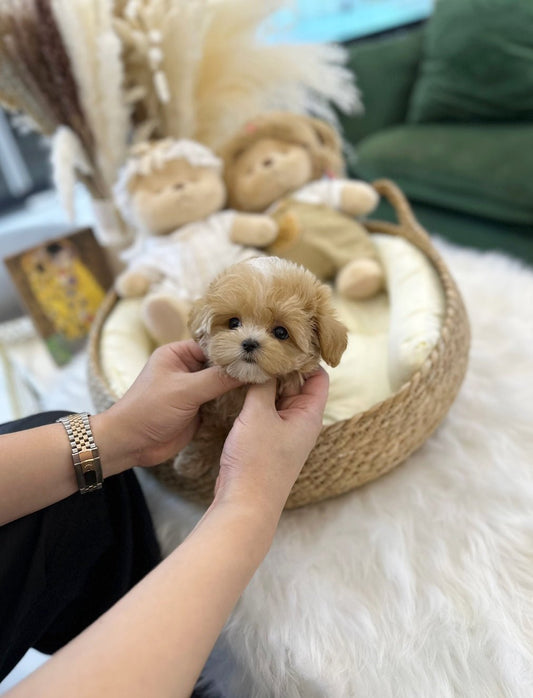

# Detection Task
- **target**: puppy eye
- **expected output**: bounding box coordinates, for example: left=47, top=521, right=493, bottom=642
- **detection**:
left=273, top=326, right=289, bottom=340
left=228, top=317, right=241, bottom=329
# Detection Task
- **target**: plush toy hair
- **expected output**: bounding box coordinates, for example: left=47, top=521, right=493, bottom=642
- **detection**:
left=113, top=138, right=222, bottom=228
left=219, top=111, right=346, bottom=185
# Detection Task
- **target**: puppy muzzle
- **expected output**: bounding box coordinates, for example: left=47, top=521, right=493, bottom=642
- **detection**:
left=240, top=337, right=261, bottom=363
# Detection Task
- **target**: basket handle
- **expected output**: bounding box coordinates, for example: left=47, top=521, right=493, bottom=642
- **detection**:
left=366, top=179, right=434, bottom=256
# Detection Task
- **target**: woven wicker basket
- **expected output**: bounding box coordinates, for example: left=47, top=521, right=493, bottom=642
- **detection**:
left=88, top=179, right=470, bottom=509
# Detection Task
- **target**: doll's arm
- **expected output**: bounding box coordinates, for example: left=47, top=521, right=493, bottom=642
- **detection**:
left=294, top=179, right=379, bottom=217
left=230, top=213, right=278, bottom=248
left=115, top=265, right=163, bottom=298
left=339, top=179, right=380, bottom=217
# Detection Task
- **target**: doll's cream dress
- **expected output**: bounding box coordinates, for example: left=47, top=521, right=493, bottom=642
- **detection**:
left=120, top=210, right=259, bottom=301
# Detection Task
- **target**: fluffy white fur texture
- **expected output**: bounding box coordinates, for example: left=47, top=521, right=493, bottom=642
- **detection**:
left=139, top=239, right=533, bottom=698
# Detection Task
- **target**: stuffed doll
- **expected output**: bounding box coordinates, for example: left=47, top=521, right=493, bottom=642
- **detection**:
left=219, top=112, right=385, bottom=300
left=113, top=138, right=278, bottom=345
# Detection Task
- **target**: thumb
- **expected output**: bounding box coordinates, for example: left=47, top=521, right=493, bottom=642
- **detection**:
left=188, top=366, right=242, bottom=405
left=241, top=378, right=277, bottom=417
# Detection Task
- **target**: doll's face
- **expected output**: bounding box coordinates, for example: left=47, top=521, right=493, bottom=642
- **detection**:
left=229, top=138, right=313, bottom=212
left=129, top=158, right=226, bottom=235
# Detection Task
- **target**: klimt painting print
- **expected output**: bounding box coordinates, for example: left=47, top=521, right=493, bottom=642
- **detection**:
left=4, top=228, right=113, bottom=365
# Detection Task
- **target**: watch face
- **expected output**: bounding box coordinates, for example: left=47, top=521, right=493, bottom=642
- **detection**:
left=80, top=456, right=102, bottom=490
left=83, top=469, right=98, bottom=488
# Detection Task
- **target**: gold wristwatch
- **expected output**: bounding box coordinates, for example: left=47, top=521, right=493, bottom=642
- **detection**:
left=57, top=413, right=104, bottom=494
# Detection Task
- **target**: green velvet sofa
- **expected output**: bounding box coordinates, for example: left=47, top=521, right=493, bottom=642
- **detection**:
left=339, top=22, right=533, bottom=266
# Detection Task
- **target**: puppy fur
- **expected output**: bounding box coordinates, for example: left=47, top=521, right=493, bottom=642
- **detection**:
left=173, top=257, right=348, bottom=479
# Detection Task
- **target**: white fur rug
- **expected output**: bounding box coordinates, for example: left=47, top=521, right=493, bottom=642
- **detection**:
left=139, top=238, right=533, bottom=698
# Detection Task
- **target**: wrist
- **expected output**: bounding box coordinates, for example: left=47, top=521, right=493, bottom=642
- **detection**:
left=200, top=500, right=279, bottom=564
left=90, top=410, right=139, bottom=478
left=210, top=488, right=283, bottom=537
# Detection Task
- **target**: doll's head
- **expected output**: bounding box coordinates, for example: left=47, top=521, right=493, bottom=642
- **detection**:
left=114, top=138, right=226, bottom=236
left=189, top=256, right=348, bottom=383
left=219, top=112, right=345, bottom=212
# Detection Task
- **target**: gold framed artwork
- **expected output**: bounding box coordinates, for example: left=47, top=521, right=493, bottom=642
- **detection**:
left=4, top=228, right=113, bottom=365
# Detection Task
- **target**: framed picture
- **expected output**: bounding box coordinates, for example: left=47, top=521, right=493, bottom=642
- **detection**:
left=4, top=227, right=113, bottom=365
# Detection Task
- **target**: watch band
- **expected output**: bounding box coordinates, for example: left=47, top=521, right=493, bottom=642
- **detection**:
left=57, top=412, right=104, bottom=494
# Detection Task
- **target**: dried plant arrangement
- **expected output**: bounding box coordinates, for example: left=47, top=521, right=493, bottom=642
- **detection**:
left=0, top=0, right=130, bottom=246
left=114, top=0, right=361, bottom=149
left=50, top=0, right=131, bottom=245
left=193, top=0, right=360, bottom=149
left=0, top=0, right=360, bottom=248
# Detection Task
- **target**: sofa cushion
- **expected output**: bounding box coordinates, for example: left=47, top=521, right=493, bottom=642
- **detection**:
left=408, top=0, right=533, bottom=123
left=339, top=28, right=423, bottom=147
left=354, top=124, right=533, bottom=225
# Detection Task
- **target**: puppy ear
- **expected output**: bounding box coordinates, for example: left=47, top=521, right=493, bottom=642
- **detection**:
left=188, top=297, right=213, bottom=346
left=314, top=287, right=348, bottom=367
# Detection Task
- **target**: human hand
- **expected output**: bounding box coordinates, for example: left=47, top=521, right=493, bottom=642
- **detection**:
left=214, top=367, right=329, bottom=520
left=94, top=341, right=241, bottom=472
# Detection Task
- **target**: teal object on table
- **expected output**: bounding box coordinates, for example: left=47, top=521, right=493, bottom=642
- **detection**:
left=269, top=0, right=433, bottom=44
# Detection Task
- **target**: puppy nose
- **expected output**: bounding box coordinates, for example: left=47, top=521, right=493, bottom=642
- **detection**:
left=241, top=338, right=260, bottom=353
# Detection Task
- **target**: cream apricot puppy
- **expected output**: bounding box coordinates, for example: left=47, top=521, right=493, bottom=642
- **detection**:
left=173, top=257, right=348, bottom=479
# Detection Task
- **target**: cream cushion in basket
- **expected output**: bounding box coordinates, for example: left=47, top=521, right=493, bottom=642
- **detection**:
left=100, top=233, right=445, bottom=423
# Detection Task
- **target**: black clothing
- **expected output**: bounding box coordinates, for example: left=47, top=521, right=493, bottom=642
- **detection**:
left=0, top=411, right=161, bottom=681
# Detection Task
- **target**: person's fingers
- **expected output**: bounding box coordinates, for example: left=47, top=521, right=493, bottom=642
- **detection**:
left=241, top=378, right=277, bottom=417
left=278, top=367, right=329, bottom=417
left=300, top=366, right=330, bottom=401
left=187, top=365, right=242, bottom=405
left=164, top=340, right=207, bottom=373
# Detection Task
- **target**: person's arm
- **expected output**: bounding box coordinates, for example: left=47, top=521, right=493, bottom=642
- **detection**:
left=0, top=417, right=130, bottom=526
left=0, top=341, right=240, bottom=526
left=8, top=501, right=275, bottom=698
left=6, top=370, right=329, bottom=698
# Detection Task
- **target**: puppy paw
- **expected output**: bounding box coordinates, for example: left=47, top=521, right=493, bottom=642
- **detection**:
left=115, top=270, right=151, bottom=297
left=340, top=181, right=379, bottom=217
left=336, top=258, right=385, bottom=300
left=141, top=293, right=191, bottom=345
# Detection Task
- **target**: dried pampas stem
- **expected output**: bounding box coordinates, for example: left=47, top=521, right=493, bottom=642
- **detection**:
left=0, top=0, right=103, bottom=194
left=194, top=0, right=361, bottom=149
left=114, top=0, right=207, bottom=141
left=35, top=0, right=95, bottom=162
left=51, top=126, right=93, bottom=220
left=51, top=0, right=129, bottom=195
left=0, top=2, right=57, bottom=134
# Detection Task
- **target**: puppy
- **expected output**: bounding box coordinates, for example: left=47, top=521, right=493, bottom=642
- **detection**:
left=173, top=256, right=348, bottom=478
